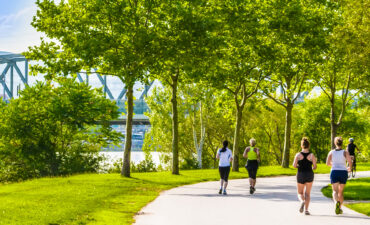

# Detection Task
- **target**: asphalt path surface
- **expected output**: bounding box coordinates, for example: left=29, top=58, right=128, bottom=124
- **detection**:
left=135, top=171, right=370, bottom=225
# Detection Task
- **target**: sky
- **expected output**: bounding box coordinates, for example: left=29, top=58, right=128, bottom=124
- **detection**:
left=0, top=0, right=43, bottom=53
left=0, top=0, right=155, bottom=99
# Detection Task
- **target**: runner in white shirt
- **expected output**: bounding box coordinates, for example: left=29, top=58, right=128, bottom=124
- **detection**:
left=216, top=140, right=233, bottom=195
left=326, top=136, right=352, bottom=215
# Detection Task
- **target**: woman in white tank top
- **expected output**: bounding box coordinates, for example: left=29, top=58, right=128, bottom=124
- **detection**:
left=326, top=137, right=352, bottom=215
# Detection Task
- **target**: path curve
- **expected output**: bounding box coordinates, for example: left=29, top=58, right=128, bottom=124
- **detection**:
left=135, top=171, right=370, bottom=225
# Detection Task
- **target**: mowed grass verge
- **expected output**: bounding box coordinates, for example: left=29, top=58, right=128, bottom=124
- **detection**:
left=1, top=163, right=369, bottom=225
left=321, top=177, right=370, bottom=216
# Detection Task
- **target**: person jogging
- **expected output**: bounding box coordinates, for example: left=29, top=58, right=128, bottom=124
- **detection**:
left=293, top=137, right=317, bottom=215
left=326, top=136, right=352, bottom=215
left=243, top=138, right=260, bottom=194
left=216, top=140, right=233, bottom=195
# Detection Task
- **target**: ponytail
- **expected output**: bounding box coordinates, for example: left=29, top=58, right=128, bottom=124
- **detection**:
left=221, top=140, right=229, bottom=152
left=301, top=137, right=310, bottom=149
left=334, top=136, right=343, bottom=148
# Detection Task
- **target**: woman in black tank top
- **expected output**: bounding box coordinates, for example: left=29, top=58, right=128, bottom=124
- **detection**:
left=293, top=137, right=317, bottom=215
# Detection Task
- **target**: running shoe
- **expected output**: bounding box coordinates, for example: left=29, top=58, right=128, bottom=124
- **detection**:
left=219, top=188, right=222, bottom=195
left=299, top=202, right=305, bottom=213
left=305, top=211, right=310, bottom=215
left=339, top=208, right=343, bottom=214
left=223, top=190, right=227, bottom=195
left=249, top=186, right=253, bottom=194
left=335, top=201, right=341, bottom=215
left=252, top=187, right=256, bottom=193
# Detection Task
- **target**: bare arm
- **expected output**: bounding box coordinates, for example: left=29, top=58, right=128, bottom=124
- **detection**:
left=312, top=154, right=317, bottom=170
left=216, top=150, right=220, bottom=160
left=293, top=153, right=299, bottom=168
left=345, top=150, right=352, bottom=171
left=243, top=147, right=250, bottom=158
left=229, top=150, right=233, bottom=162
left=257, top=148, right=261, bottom=162
left=326, top=151, right=332, bottom=166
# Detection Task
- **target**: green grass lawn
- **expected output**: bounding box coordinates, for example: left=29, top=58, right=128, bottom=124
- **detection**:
left=321, top=177, right=370, bottom=200
left=346, top=203, right=370, bottom=216
left=321, top=177, right=370, bottom=216
left=0, top=163, right=369, bottom=225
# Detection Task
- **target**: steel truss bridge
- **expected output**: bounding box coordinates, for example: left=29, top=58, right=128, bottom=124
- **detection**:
left=0, top=51, right=152, bottom=125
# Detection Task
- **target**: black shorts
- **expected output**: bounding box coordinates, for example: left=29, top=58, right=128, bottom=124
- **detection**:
left=297, top=171, right=314, bottom=184
left=245, top=160, right=259, bottom=179
left=219, top=166, right=230, bottom=182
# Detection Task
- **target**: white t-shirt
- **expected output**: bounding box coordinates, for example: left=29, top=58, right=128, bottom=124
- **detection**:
left=330, top=149, right=347, bottom=171
left=217, top=148, right=232, bottom=167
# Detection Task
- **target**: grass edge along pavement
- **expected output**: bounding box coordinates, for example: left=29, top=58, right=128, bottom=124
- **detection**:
left=0, top=164, right=369, bottom=225
left=321, top=177, right=370, bottom=216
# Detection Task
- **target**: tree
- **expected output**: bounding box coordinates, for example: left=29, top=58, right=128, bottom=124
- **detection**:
left=142, top=86, right=196, bottom=169
left=143, top=84, right=237, bottom=169
left=207, top=0, right=266, bottom=171
left=262, top=0, right=335, bottom=167
left=314, top=51, right=363, bottom=149
left=180, top=84, right=205, bottom=168
left=314, top=0, right=369, bottom=148
left=150, top=0, right=215, bottom=174
left=248, top=99, right=286, bottom=165
left=25, top=0, right=157, bottom=177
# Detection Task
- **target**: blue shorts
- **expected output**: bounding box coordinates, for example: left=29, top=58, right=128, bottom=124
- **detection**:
left=330, top=170, right=348, bottom=184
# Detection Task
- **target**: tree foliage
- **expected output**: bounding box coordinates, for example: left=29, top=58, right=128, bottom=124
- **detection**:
left=0, top=78, right=121, bottom=182
left=262, top=0, right=338, bottom=167
left=26, top=0, right=159, bottom=177
left=149, top=0, right=216, bottom=174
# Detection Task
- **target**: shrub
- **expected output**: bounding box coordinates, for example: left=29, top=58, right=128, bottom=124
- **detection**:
left=0, top=78, right=122, bottom=182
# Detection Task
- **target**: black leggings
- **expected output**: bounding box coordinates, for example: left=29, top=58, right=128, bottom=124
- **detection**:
left=219, top=166, right=230, bottom=182
left=246, top=160, right=259, bottom=179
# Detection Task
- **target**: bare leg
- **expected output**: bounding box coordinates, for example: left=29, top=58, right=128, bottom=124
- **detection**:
left=224, top=181, right=228, bottom=190
left=220, top=179, right=224, bottom=189
left=249, top=178, right=253, bottom=187
left=252, top=179, right=256, bottom=187
left=304, top=182, right=313, bottom=211
left=297, top=183, right=305, bottom=203
left=332, top=182, right=339, bottom=203
left=338, top=184, right=346, bottom=208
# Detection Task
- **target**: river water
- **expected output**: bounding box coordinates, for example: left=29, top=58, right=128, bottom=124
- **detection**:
left=99, top=151, right=161, bottom=166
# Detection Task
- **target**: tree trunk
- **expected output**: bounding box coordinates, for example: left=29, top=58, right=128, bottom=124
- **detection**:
left=49, top=148, right=59, bottom=176
left=193, top=101, right=206, bottom=168
left=281, top=103, right=293, bottom=168
left=330, top=98, right=337, bottom=149
left=121, top=85, right=134, bottom=177
left=171, top=75, right=179, bottom=175
left=232, top=107, right=243, bottom=171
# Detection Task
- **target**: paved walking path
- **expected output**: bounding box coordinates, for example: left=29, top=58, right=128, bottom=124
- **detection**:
left=135, top=171, right=370, bottom=225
